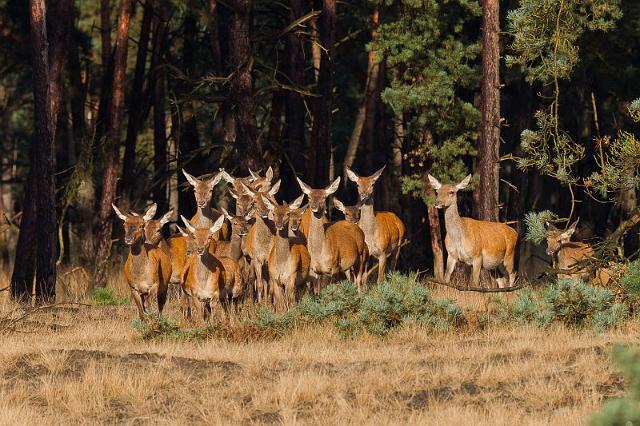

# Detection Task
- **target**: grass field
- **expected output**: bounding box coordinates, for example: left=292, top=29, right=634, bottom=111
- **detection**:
left=0, top=272, right=637, bottom=425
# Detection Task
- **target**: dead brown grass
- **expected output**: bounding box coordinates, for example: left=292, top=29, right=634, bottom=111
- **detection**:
left=0, top=274, right=636, bottom=425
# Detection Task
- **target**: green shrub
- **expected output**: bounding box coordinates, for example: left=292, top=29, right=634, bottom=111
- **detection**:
left=131, top=313, right=212, bottom=340
left=621, top=260, right=640, bottom=307
left=590, top=345, right=640, bottom=425
left=498, top=280, right=627, bottom=331
left=92, top=288, right=129, bottom=306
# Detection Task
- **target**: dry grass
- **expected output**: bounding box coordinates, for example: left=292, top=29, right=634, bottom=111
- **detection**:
left=0, top=272, right=636, bottom=425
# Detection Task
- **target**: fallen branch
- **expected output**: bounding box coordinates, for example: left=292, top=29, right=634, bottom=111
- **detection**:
left=424, top=278, right=527, bottom=293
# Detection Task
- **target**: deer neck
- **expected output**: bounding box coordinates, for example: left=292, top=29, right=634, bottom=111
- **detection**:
left=307, top=209, right=326, bottom=259
left=193, top=252, right=215, bottom=288
left=129, top=241, right=151, bottom=274
left=359, top=200, right=376, bottom=236
left=194, top=204, right=216, bottom=226
left=228, top=233, right=243, bottom=260
left=272, top=227, right=291, bottom=265
left=443, top=202, right=464, bottom=239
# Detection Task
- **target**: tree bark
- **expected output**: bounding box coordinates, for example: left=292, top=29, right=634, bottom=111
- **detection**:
left=95, top=0, right=113, bottom=146
left=344, top=5, right=380, bottom=176
left=227, top=0, right=263, bottom=174
left=122, top=1, right=153, bottom=202
left=67, top=4, right=85, bottom=146
left=422, top=130, right=444, bottom=282
left=389, top=109, right=403, bottom=215
left=94, top=0, right=133, bottom=288
left=151, top=9, right=168, bottom=214
left=281, top=0, right=306, bottom=199
left=475, top=0, right=500, bottom=222
left=308, top=0, right=336, bottom=187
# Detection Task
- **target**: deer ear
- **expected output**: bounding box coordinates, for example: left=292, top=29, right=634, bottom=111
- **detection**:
left=218, top=169, right=233, bottom=184
left=229, top=188, right=239, bottom=199
left=427, top=174, right=442, bottom=190
left=159, top=209, right=173, bottom=225
left=210, top=214, right=225, bottom=234
left=182, top=169, right=198, bottom=187
left=325, top=177, right=341, bottom=195
left=456, top=174, right=472, bottom=190
left=241, top=183, right=256, bottom=197
left=545, top=221, right=558, bottom=232
left=176, top=225, right=189, bottom=237
left=371, top=165, right=386, bottom=182
left=209, top=172, right=223, bottom=188
left=296, top=177, right=312, bottom=195
left=112, top=204, right=128, bottom=221
left=248, top=168, right=260, bottom=180
left=269, top=179, right=281, bottom=196
left=289, top=194, right=304, bottom=210
left=562, top=219, right=579, bottom=238
left=180, top=215, right=196, bottom=234
left=333, top=198, right=346, bottom=213
left=143, top=203, right=157, bottom=221
left=261, top=194, right=276, bottom=211
left=345, top=167, right=359, bottom=183
left=265, top=166, right=274, bottom=182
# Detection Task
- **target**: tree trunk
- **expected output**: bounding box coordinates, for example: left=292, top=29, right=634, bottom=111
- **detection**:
left=227, top=0, right=263, bottom=174
left=308, top=0, right=336, bottom=187
left=95, top=0, right=113, bottom=146
left=281, top=0, right=306, bottom=199
left=344, top=5, right=380, bottom=176
left=422, top=129, right=444, bottom=282
left=122, top=1, right=153, bottom=203
left=475, top=0, right=500, bottom=222
left=67, top=4, right=85, bottom=146
left=389, top=109, right=403, bottom=215
left=94, top=0, right=133, bottom=288
left=151, top=9, right=168, bottom=214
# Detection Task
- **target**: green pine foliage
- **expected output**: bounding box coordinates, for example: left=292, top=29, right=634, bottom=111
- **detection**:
left=498, top=280, right=628, bottom=331
left=620, top=260, right=640, bottom=308
left=523, top=210, right=557, bottom=244
left=376, top=0, right=480, bottom=202
left=590, top=345, right=640, bottom=425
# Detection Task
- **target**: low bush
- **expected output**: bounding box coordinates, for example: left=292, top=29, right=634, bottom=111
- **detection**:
left=590, top=345, right=640, bottom=425
left=621, top=260, right=640, bottom=307
left=498, top=280, right=628, bottom=331
left=92, top=288, right=129, bottom=306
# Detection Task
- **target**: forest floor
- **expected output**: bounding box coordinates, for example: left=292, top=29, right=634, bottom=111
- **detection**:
left=0, top=272, right=638, bottom=425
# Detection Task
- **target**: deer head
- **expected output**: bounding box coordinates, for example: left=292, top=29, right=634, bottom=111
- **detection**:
left=144, top=209, right=173, bottom=245
left=545, top=219, right=579, bottom=256
left=241, top=180, right=281, bottom=219
left=220, top=207, right=252, bottom=237
left=345, top=166, right=385, bottom=202
left=333, top=198, right=361, bottom=223
left=427, top=174, right=471, bottom=209
left=112, top=203, right=157, bottom=246
left=229, top=188, right=254, bottom=217
left=182, top=169, right=222, bottom=209
left=263, top=194, right=304, bottom=232
left=296, top=177, right=340, bottom=215
left=180, top=215, right=225, bottom=256
left=220, top=166, right=274, bottom=195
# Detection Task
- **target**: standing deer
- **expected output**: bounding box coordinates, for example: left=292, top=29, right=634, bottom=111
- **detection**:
left=545, top=219, right=594, bottom=280
left=142, top=209, right=184, bottom=295
left=263, top=195, right=310, bottom=310
left=179, top=215, right=242, bottom=321
left=112, top=203, right=171, bottom=319
left=182, top=169, right=229, bottom=239
left=296, top=177, right=368, bottom=292
left=243, top=181, right=280, bottom=302
left=427, top=174, right=518, bottom=288
left=345, top=166, right=406, bottom=283
left=333, top=199, right=362, bottom=225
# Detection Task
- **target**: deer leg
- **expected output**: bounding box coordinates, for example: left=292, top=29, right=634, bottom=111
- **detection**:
left=157, top=282, right=168, bottom=315
left=358, top=251, right=367, bottom=292
left=253, top=260, right=264, bottom=303
left=272, top=280, right=285, bottom=312
left=131, top=290, right=146, bottom=320
left=444, top=256, right=457, bottom=283
left=377, top=254, right=388, bottom=284
left=203, top=301, right=212, bottom=322
left=390, top=243, right=402, bottom=271
left=471, top=257, right=483, bottom=288
left=504, top=249, right=516, bottom=287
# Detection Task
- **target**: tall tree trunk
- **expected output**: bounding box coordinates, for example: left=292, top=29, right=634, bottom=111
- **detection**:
left=475, top=0, right=500, bottom=221
left=227, top=0, right=263, bottom=174
left=95, top=0, right=113, bottom=146
left=308, top=0, right=336, bottom=187
left=122, top=1, right=153, bottom=204
left=389, top=108, right=403, bottom=215
left=94, top=0, right=133, bottom=288
left=344, top=5, right=380, bottom=176
left=151, top=10, right=168, bottom=214
left=67, top=4, right=85, bottom=146
left=422, top=129, right=444, bottom=282
left=281, top=0, right=306, bottom=199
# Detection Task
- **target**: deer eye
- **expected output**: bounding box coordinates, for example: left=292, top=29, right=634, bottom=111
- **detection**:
left=448, top=191, right=455, bottom=195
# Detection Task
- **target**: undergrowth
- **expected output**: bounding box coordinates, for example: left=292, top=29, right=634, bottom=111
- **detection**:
left=497, top=280, right=628, bottom=331
left=92, top=288, right=129, bottom=306
left=591, top=345, right=640, bottom=425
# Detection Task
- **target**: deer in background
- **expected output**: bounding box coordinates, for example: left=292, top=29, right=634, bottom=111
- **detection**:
left=178, top=215, right=242, bottom=321
left=219, top=166, right=274, bottom=196
left=346, top=166, right=406, bottom=283
left=297, top=177, right=369, bottom=292
left=243, top=180, right=281, bottom=302
left=263, top=195, right=310, bottom=310
left=182, top=169, right=230, bottom=240
left=333, top=199, right=362, bottom=225
left=427, top=174, right=518, bottom=288
left=545, top=219, right=594, bottom=280
left=112, top=203, right=171, bottom=319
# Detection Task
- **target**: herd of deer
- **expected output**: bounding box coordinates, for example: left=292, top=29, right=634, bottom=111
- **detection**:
left=111, top=168, right=609, bottom=321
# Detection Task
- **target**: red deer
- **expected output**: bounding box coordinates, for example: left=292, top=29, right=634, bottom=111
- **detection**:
left=346, top=166, right=407, bottom=283
left=427, top=174, right=518, bottom=288
left=112, top=203, right=171, bottom=319
left=182, top=169, right=229, bottom=240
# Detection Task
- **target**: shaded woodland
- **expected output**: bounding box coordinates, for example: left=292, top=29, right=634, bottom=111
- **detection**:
left=1, top=0, right=639, bottom=302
